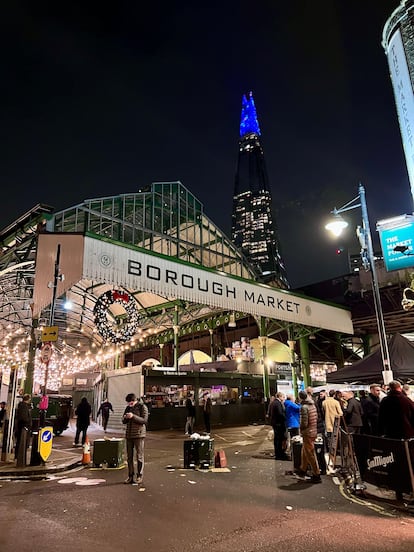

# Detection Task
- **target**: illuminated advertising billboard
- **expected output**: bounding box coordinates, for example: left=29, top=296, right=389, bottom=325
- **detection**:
left=378, top=215, right=414, bottom=271
left=386, top=29, right=414, bottom=209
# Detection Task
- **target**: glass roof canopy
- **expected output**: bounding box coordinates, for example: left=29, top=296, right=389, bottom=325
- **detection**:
left=51, top=182, right=256, bottom=280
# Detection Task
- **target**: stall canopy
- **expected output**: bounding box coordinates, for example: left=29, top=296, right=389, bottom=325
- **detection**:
left=327, top=333, right=414, bottom=384
left=250, top=338, right=292, bottom=363
left=178, top=350, right=212, bottom=365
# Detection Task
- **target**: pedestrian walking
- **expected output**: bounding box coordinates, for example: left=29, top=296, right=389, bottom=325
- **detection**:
left=73, top=396, right=91, bottom=446
left=97, top=397, right=113, bottom=432
left=123, top=393, right=149, bottom=485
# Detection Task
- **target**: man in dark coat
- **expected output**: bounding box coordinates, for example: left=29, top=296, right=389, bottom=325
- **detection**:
left=0, top=401, right=6, bottom=428
left=269, top=392, right=289, bottom=460
left=363, top=384, right=381, bottom=435
left=122, top=393, right=149, bottom=485
left=378, top=380, right=414, bottom=439
left=97, top=397, right=113, bottom=432
left=73, top=397, right=91, bottom=446
left=15, top=394, right=32, bottom=460
left=202, top=392, right=212, bottom=434
left=343, top=391, right=364, bottom=434
left=184, top=395, right=196, bottom=435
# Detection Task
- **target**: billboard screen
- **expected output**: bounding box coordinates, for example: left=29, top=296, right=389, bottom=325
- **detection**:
left=378, top=217, right=414, bottom=271
left=386, top=29, right=414, bottom=209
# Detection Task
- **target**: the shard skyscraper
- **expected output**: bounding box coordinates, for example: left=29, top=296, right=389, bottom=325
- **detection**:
left=231, top=92, right=289, bottom=288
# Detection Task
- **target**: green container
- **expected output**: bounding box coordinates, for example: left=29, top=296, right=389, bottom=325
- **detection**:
left=93, top=438, right=125, bottom=468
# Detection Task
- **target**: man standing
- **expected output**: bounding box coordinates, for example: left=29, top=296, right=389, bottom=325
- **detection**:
left=122, top=393, right=149, bottom=485
left=284, top=394, right=300, bottom=457
left=378, top=380, right=414, bottom=439
left=269, top=391, right=289, bottom=460
left=296, top=390, right=321, bottom=483
left=184, top=394, right=196, bottom=436
left=363, top=384, right=381, bottom=435
left=97, top=397, right=113, bottom=432
left=73, top=396, right=91, bottom=447
left=284, top=394, right=300, bottom=438
left=378, top=380, right=414, bottom=502
left=323, top=389, right=343, bottom=449
left=343, top=391, right=363, bottom=434
left=202, top=392, right=212, bottom=434
left=0, top=401, right=6, bottom=429
left=15, top=394, right=32, bottom=460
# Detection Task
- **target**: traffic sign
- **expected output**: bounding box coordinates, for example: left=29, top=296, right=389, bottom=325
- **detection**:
left=40, top=342, right=53, bottom=363
left=38, top=426, right=53, bottom=461
left=41, top=326, right=59, bottom=342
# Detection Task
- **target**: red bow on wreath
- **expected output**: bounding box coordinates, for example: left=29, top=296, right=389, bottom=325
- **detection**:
left=112, top=291, right=129, bottom=302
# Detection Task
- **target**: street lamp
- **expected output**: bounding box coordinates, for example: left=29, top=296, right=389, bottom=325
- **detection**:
left=325, top=183, right=393, bottom=384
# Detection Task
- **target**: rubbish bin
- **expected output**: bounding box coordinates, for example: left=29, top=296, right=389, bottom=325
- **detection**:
left=315, top=435, right=327, bottom=475
left=292, top=435, right=326, bottom=475
left=184, top=438, right=214, bottom=469
left=291, top=436, right=303, bottom=471
left=93, top=438, right=125, bottom=468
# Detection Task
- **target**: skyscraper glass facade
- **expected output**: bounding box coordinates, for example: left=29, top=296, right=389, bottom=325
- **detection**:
left=231, top=92, right=289, bottom=288
left=383, top=0, right=414, bottom=208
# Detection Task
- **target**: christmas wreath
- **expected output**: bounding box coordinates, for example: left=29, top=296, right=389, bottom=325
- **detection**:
left=93, top=289, right=140, bottom=343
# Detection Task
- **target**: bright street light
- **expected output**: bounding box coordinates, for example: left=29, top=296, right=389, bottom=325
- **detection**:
left=325, top=212, right=349, bottom=237
left=325, top=183, right=393, bottom=384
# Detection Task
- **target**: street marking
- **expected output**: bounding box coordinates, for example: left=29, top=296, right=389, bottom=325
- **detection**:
left=76, top=479, right=106, bottom=486
left=58, top=477, right=88, bottom=484
left=213, top=434, right=228, bottom=441
left=338, top=482, right=396, bottom=517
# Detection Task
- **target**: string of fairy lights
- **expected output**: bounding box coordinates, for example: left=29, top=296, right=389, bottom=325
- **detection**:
left=0, top=330, right=159, bottom=392
left=0, top=289, right=160, bottom=392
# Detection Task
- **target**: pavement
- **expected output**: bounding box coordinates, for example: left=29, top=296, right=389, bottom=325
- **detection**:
left=1, top=421, right=413, bottom=516
left=0, top=447, right=83, bottom=478
left=0, top=421, right=117, bottom=479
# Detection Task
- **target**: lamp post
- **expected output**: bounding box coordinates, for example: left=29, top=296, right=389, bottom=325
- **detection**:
left=325, top=183, right=393, bottom=384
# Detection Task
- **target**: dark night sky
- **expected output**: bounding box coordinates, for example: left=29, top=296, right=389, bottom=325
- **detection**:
left=1, top=1, right=412, bottom=288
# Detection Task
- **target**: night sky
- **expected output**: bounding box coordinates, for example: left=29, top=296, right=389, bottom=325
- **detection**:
left=1, top=1, right=412, bottom=288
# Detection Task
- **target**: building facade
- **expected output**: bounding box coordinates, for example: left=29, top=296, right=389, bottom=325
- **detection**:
left=383, top=0, right=414, bottom=208
left=231, top=92, right=289, bottom=288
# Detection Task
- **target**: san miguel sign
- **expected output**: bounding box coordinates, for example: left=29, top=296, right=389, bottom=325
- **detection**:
left=82, top=236, right=353, bottom=334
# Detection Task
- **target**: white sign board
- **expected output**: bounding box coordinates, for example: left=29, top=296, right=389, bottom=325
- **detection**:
left=83, top=236, right=353, bottom=334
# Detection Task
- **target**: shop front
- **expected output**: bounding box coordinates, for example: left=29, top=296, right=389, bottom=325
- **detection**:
left=143, top=369, right=278, bottom=431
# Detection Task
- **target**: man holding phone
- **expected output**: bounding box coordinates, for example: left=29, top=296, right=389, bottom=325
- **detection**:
left=122, top=393, right=149, bottom=485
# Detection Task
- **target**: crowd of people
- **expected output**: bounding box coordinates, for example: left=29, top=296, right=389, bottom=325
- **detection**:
left=1, top=380, right=413, bottom=492
left=267, top=381, right=414, bottom=484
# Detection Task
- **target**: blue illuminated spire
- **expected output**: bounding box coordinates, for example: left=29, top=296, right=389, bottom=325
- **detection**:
left=239, top=91, right=261, bottom=138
